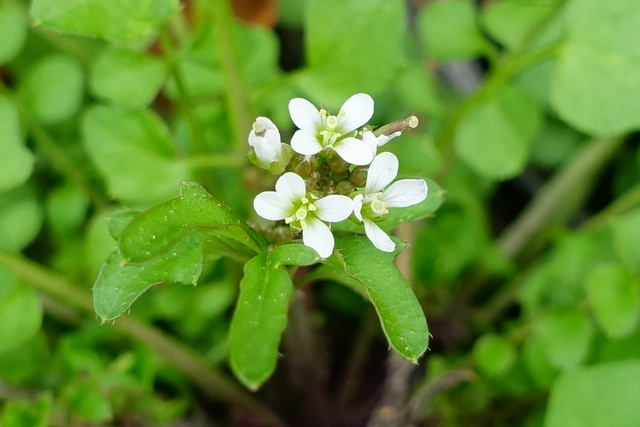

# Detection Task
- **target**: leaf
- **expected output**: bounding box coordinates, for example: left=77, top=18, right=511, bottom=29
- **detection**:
left=90, top=47, right=168, bottom=109
left=0, top=2, right=28, bottom=64
left=612, top=207, right=640, bottom=277
left=532, top=307, right=593, bottom=369
left=325, top=235, right=429, bottom=361
left=0, top=268, right=43, bottom=353
left=481, top=0, right=563, bottom=50
left=0, top=393, right=52, bottom=427
left=545, top=360, right=640, bottom=427
left=0, top=185, right=43, bottom=252
left=118, top=180, right=266, bottom=263
left=294, top=0, right=404, bottom=105
left=417, top=0, right=486, bottom=60
left=270, top=242, right=321, bottom=267
left=455, top=84, right=541, bottom=180
left=585, top=264, right=640, bottom=338
left=18, top=54, right=84, bottom=125
left=228, top=253, right=293, bottom=390
left=30, top=0, right=180, bottom=43
left=93, top=232, right=205, bottom=322
left=82, top=105, right=192, bottom=207
left=473, top=333, right=516, bottom=377
left=551, top=0, right=640, bottom=135
left=0, top=96, right=32, bottom=192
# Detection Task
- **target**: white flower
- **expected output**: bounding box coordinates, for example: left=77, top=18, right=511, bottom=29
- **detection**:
left=254, top=172, right=353, bottom=258
left=289, top=93, right=375, bottom=166
left=353, top=152, right=428, bottom=252
left=248, top=117, right=287, bottom=169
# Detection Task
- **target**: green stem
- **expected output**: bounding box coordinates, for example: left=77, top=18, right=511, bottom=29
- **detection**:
left=210, top=0, right=253, bottom=157
left=583, top=182, right=640, bottom=231
left=497, top=135, right=624, bottom=260
left=0, top=81, right=108, bottom=211
left=0, top=249, right=286, bottom=426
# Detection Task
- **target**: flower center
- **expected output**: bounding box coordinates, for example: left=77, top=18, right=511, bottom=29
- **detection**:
left=362, top=193, right=389, bottom=221
left=319, top=109, right=342, bottom=148
left=285, top=197, right=317, bottom=230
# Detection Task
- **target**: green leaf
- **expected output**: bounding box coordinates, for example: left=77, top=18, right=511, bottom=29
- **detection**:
left=532, top=307, right=593, bottom=369
left=481, top=0, right=562, bottom=50
left=229, top=253, right=293, bottom=390
left=545, top=360, right=640, bottom=427
left=93, top=232, right=205, bottom=322
left=585, top=264, right=640, bottom=338
left=0, top=96, right=32, bottom=192
left=612, top=207, right=640, bottom=277
left=0, top=269, right=43, bottom=353
left=63, top=380, right=112, bottom=422
left=294, top=0, right=404, bottom=104
left=270, top=242, right=321, bottom=267
left=18, top=54, right=84, bottom=125
left=473, top=333, right=516, bottom=377
left=90, top=47, right=167, bottom=109
left=551, top=0, right=640, bottom=135
left=325, top=235, right=428, bottom=361
left=417, top=0, right=486, bottom=60
left=45, top=184, right=89, bottom=236
left=118, top=180, right=265, bottom=263
left=82, top=105, right=192, bottom=207
left=455, top=84, right=541, bottom=180
left=30, top=0, right=180, bottom=43
left=0, top=185, right=43, bottom=252
left=0, top=2, right=28, bottom=64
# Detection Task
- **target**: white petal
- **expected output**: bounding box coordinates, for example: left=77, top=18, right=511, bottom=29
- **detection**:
left=275, top=172, right=307, bottom=200
left=302, top=218, right=334, bottom=258
left=253, top=137, right=278, bottom=165
left=315, top=195, right=353, bottom=222
left=291, top=129, right=323, bottom=155
left=338, top=93, right=374, bottom=133
left=382, top=179, right=428, bottom=208
left=253, top=192, right=292, bottom=221
left=353, top=194, right=364, bottom=221
left=363, top=218, right=395, bottom=252
left=362, top=131, right=378, bottom=157
left=334, top=137, right=374, bottom=166
left=289, top=98, right=322, bottom=130
left=377, top=131, right=401, bottom=147
left=255, top=116, right=279, bottom=133
left=365, top=152, right=398, bottom=194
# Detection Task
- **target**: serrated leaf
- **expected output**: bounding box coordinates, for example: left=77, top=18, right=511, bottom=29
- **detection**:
left=30, top=0, right=179, bottom=43
left=545, top=360, right=640, bottom=427
left=551, top=0, right=640, bottom=135
left=455, top=84, right=541, bottom=180
left=82, top=105, right=192, bottom=207
left=294, top=0, right=404, bottom=105
left=417, top=0, right=486, bottom=60
left=93, top=231, right=205, bottom=322
left=229, top=253, right=293, bottom=390
left=0, top=96, right=32, bottom=192
left=118, top=180, right=266, bottom=263
left=585, top=264, right=640, bottom=338
left=325, top=235, right=428, bottom=361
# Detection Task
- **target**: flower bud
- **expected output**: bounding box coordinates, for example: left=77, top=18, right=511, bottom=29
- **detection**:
left=349, top=166, right=368, bottom=187
left=335, top=181, right=355, bottom=195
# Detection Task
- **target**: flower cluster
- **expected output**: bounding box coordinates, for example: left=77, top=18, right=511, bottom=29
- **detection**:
left=249, top=93, right=427, bottom=258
